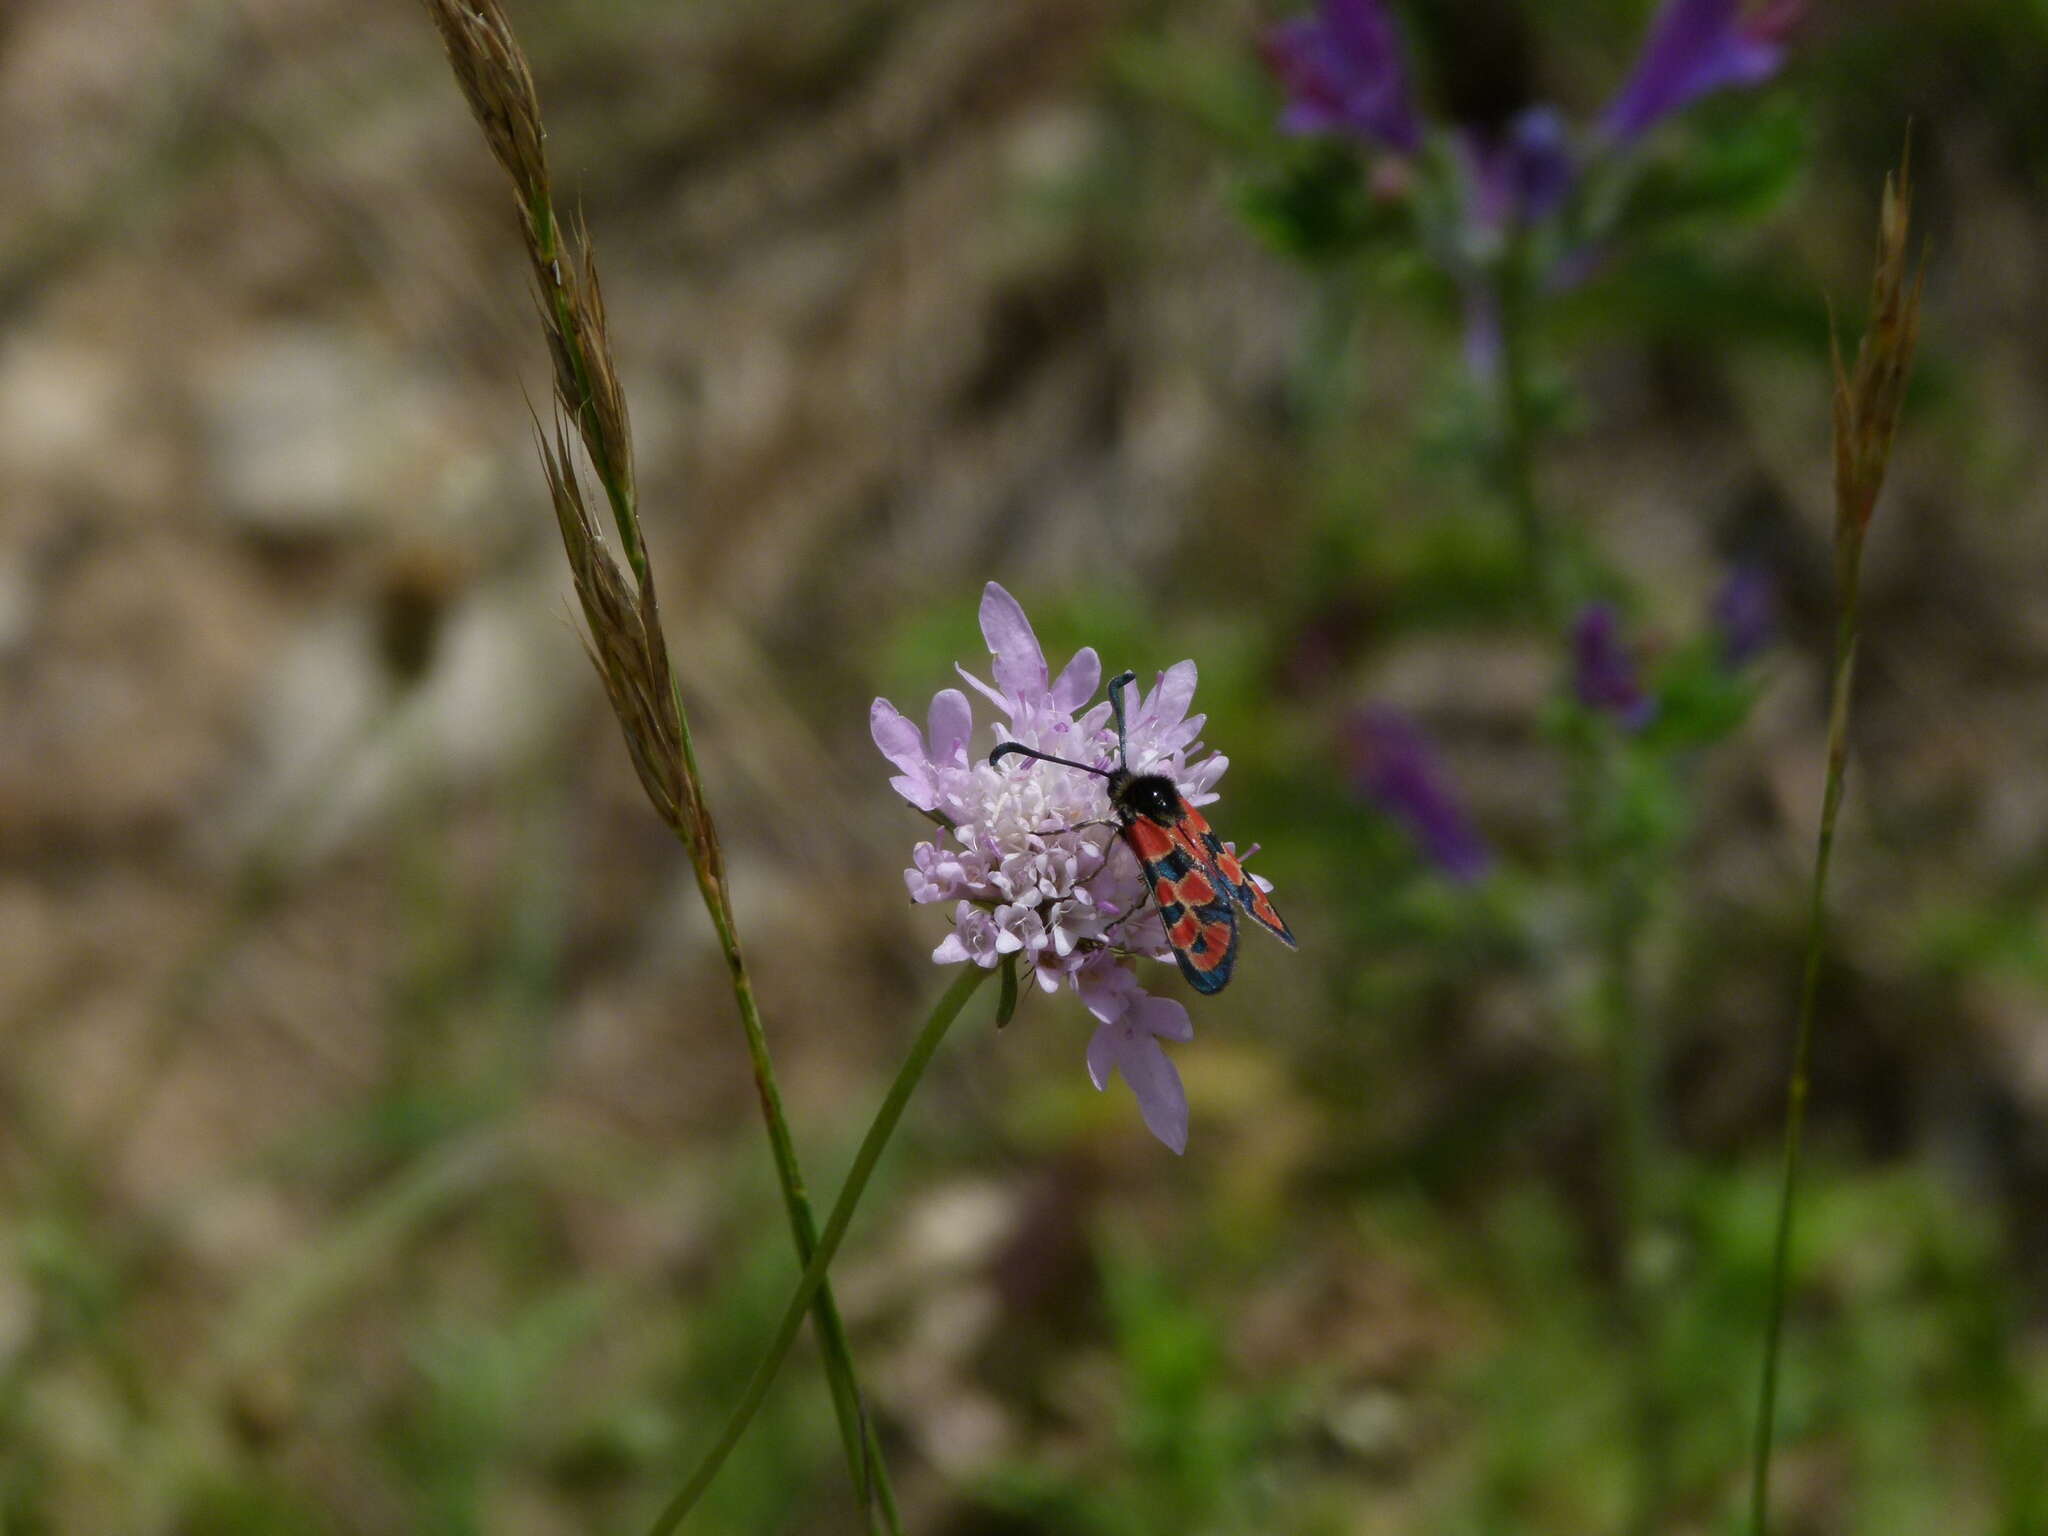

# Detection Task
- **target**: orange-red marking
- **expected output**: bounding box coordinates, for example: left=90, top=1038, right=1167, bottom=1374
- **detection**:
left=1127, top=819, right=1175, bottom=860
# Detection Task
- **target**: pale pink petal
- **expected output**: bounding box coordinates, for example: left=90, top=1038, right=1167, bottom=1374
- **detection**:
left=1149, top=660, right=1198, bottom=730
left=1086, top=1021, right=1119, bottom=1091
left=1050, top=646, right=1102, bottom=714
left=980, top=582, right=1049, bottom=705
left=873, top=698, right=940, bottom=808
left=1131, top=993, right=1194, bottom=1044
left=1075, top=955, right=1139, bottom=1023
left=955, top=663, right=1010, bottom=713
left=870, top=698, right=926, bottom=772
left=926, top=688, right=973, bottom=767
left=1117, top=1027, right=1189, bottom=1154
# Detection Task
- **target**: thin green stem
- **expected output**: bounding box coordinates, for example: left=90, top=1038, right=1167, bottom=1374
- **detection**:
left=1746, top=547, right=1864, bottom=1534
left=669, top=698, right=901, bottom=1530
left=1601, top=849, right=1669, bottom=1536
left=1495, top=247, right=1561, bottom=620
left=1568, top=724, right=1672, bottom=1536
left=1502, top=246, right=1665, bottom=1520
left=646, top=963, right=993, bottom=1536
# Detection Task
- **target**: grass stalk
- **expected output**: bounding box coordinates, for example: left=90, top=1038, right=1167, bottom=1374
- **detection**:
left=1745, top=583, right=1857, bottom=1533
left=417, top=2, right=898, bottom=1522
left=1746, top=142, right=1922, bottom=1535
left=646, top=963, right=994, bottom=1536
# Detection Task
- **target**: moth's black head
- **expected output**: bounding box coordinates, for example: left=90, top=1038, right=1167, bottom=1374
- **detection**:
left=1113, top=772, right=1182, bottom=824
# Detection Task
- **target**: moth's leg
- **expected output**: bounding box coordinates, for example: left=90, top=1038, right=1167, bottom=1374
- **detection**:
left=1099, top=856, right=1162, bottom=943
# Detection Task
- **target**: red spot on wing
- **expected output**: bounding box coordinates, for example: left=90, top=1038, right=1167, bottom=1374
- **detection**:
left=1126, top=818, right=1175, bottom=861
left=1189, top=815, right=1297, bottom=951
left=1123, top=784, right=1285, bottom=988
left=1182, top=920, right=1234, bottom=972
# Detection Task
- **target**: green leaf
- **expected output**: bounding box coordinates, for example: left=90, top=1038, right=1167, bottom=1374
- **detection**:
left=1236, top=141, right=1411, bottom=265
left=1613, top=100, right=1809, bottom=238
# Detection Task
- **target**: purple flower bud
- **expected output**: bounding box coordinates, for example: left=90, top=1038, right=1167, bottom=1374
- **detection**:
left=1603, top=0, right=1801, bottom=144
left=1263, top=0, right=1422, bottom=156
left=1571, top=604, right=1655, bottom=729
left=1345, top=708, right=1491, bottom=883
left=1711, top=564, right=1776, bottom=667
left=1464, top=105, right=1577, bottom=232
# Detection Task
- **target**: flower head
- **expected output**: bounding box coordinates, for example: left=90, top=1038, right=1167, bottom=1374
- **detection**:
left=873, top=583, right=1242, bottom=1151
left=1345, top=707, right=1491, bottom=882
left=1571, top=603, right=1656, bottom=730
left=1603, top=0, right=1802, bottom=144
left=1263, top=0, right=1422, bottom=156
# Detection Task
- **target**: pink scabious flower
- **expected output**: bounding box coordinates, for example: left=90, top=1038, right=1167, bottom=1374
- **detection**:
left=871, top=582, right=1233, bottom=1153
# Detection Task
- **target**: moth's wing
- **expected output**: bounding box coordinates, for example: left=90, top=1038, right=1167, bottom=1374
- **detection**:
left=1121, top=813, right=1240, bottom=994
left=1179, top=801, right=1297, bottom=948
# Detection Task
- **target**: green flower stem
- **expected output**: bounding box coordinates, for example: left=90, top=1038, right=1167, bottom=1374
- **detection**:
left=1496, top=246, right=1562, bottom=620
left=1513, top=216, right=1664, bottom=1518
left=1747, top=540, right=1864, bottom=1534
left=647, top=963, right=993, bottom=1536
left=1568, top=727, right=1672, bottom=1536
left=1601, top=843, right=1670, bottom=1536
left=667, top=697, right=900, bottom=1532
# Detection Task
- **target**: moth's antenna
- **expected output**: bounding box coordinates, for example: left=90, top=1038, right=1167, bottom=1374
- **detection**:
left=989, top=742, right=1112, bottom=778
left=1106, top=670, right=1137, bottom=763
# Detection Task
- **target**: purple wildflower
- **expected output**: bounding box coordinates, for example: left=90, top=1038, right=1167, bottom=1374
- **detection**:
left=1603, top=0, right=1802, bottom=143
left=1263, top=0, right=1422, bottom=155
left=1571, top=603, right=1656, bottom=729
left=873, top=582, right=1257, bottom=1153
left=1344, top=707, right=1490, bottom=883
left=1711, top=564, right=1776, bottom=666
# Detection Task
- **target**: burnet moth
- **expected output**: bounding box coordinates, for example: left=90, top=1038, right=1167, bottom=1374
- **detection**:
left=990, top=670, right=1295, bottom=993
